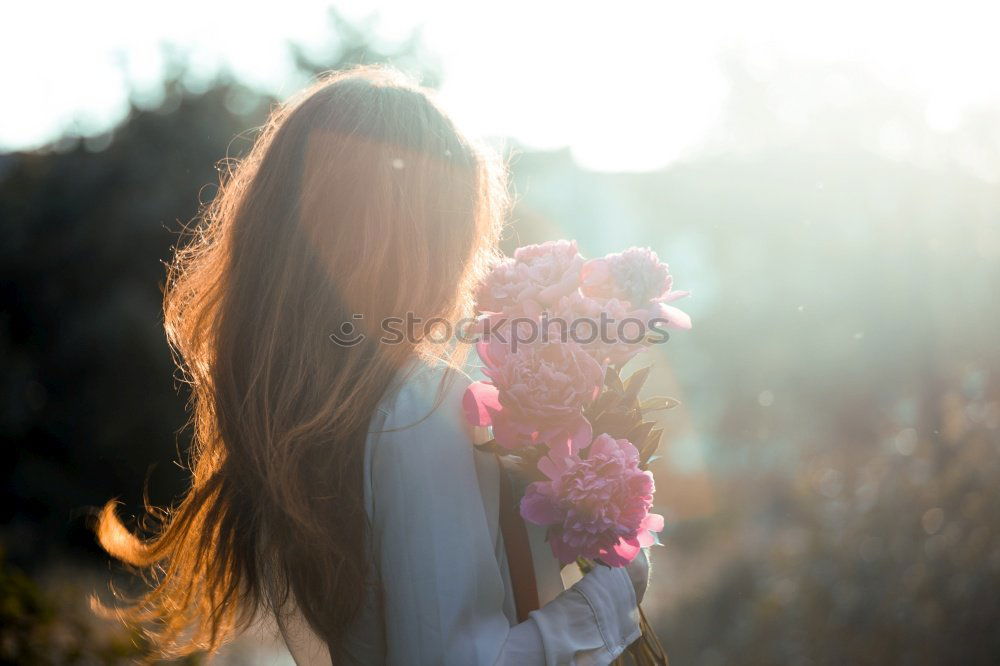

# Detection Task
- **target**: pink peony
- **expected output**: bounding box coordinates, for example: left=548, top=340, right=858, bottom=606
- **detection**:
left=548, top=291, right=651, bottom=367
left=476, top=240, right=585, bottom=315
left=520, top=434, right=665, bottom=567
left=581, top=247, right=691, bottom=330
left=463, top=336, right=603, bottom=454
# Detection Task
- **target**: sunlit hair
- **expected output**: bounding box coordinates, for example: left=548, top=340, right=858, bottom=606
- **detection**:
left=95, top=65, right=508, bottom=657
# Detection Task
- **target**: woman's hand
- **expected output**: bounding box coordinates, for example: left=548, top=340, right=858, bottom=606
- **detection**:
left=625, top=548, right=650, bottom=605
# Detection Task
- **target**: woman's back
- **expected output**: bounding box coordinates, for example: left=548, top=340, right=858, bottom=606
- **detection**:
left=283, top=357, right=644, bottom=665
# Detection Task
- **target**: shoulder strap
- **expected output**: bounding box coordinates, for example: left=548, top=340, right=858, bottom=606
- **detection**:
left=497, top=456, right=540, bottom=623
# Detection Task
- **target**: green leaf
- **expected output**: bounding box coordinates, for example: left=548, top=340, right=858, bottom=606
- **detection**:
left=626, top=420, right=656, bottom=447
left=593, top=412, right=642, bottom=439
left=639, top=428, right=663, bottom=462
left=639, top=395, right=680, bottom=412
left=604, top=366, right=624, bottom=394
left=622, top=366, right=651, bottom=406
left=588, top=390, right=622, bottom=419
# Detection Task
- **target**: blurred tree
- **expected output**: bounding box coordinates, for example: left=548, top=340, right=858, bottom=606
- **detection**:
left=0, top=10, right=436, bottom=569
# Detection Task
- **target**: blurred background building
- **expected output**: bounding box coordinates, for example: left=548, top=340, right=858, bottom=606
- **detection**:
left=2, top=2, right=1000, bottom=664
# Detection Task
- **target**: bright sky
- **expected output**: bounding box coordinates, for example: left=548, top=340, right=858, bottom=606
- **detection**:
left=2, top=0, right=999, bottom=171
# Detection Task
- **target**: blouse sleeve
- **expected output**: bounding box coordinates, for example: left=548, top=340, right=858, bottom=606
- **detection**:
left=368, top=363, right=641, bottom=665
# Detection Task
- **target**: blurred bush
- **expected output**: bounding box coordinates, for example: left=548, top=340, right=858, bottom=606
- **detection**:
left=0, top=549, right=159, bottom=665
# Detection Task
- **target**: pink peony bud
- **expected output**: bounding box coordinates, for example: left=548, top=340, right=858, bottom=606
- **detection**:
left=475, top=240, right=585, bottom=315
left=548, top=291, right=652, bottom=367
left=581, top=247, right=691, bottom=330
left=463, top=335, right=603, bottom=454
left=520, top=434, right=665, bottom=567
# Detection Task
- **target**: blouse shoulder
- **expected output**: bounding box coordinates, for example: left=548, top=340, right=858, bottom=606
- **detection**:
left=371, top=355, right=477, bottom=449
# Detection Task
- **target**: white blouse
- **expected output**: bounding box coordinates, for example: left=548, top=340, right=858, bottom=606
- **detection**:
left=279, top=357, right=642, bottom=665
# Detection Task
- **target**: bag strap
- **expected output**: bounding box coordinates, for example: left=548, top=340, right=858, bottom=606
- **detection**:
left=496, top=456, right=540, bottom=623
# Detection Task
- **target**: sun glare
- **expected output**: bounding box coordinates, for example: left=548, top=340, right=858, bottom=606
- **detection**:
left=2, top=0, right=999, bottom=170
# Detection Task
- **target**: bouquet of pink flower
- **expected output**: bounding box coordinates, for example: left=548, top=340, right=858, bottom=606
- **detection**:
left=463, top=240, right=690, bottom=568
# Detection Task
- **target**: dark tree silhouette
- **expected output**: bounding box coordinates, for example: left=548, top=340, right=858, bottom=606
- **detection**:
left=0, top=11, right=437, bottom=568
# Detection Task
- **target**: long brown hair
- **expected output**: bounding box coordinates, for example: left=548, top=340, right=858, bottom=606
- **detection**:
left=96, top=65, right=507, bottom=657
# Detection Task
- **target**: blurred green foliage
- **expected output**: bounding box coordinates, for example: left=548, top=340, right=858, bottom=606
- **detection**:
left=2, top=11, right=1000, bottom=666
left=0, top=549, right=151, bottom=665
